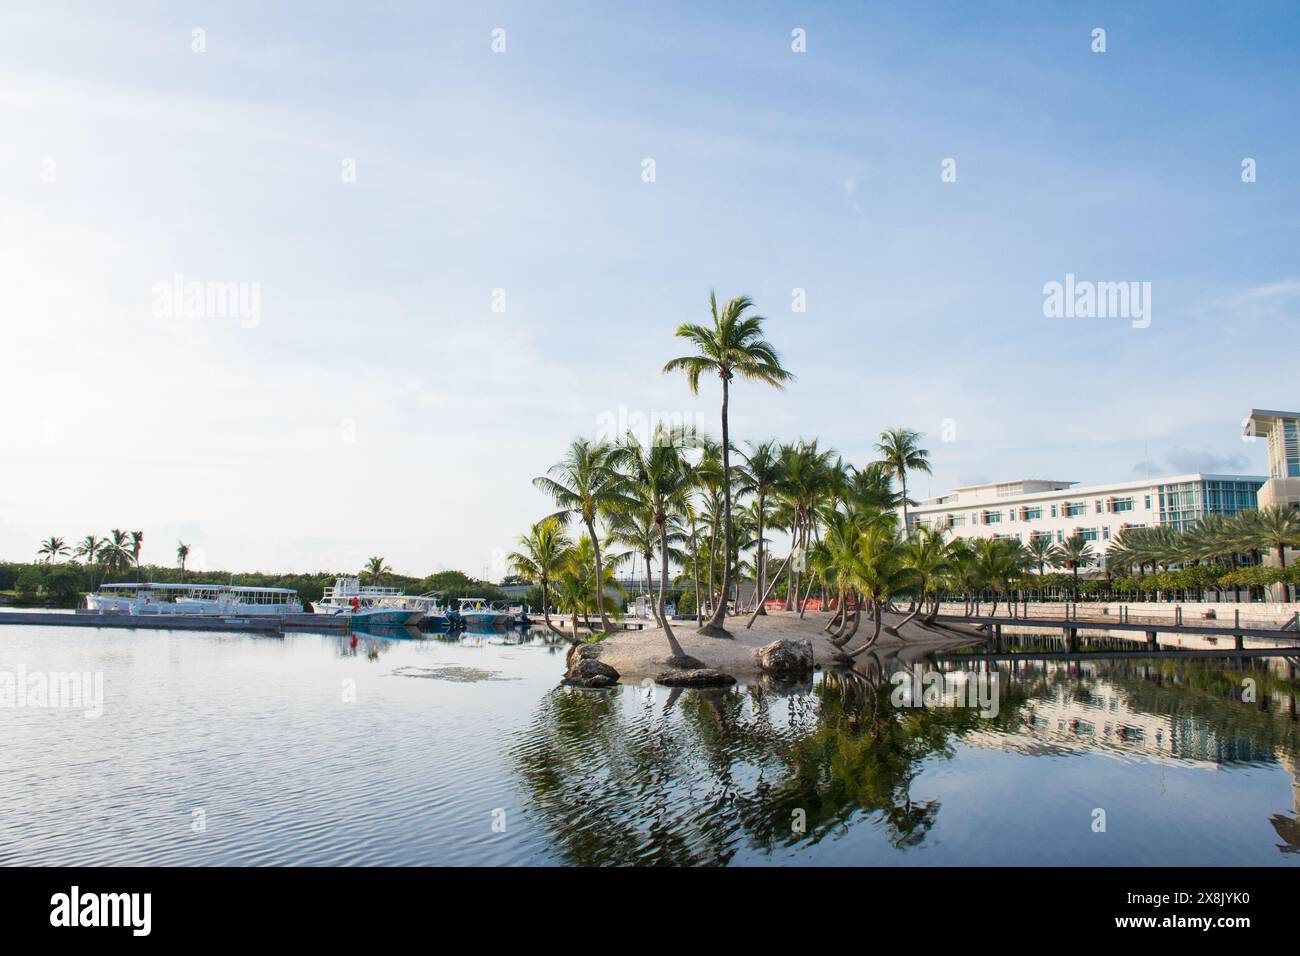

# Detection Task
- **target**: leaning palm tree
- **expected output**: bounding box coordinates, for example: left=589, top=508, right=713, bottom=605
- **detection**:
left=509, top=518, right=573, bottom=638
left=363, top=556, right=391, bottom=586
left=663, top=292, right=794, bottom=636
left=534, top=437, right=637, bottom=633
left=845, top=524, right=916, bottom=657
left=176, top=541, right=191, bottom=579
left=37, top=536, right=69, bottom=563
left=874, top=428, right=931, bottom=533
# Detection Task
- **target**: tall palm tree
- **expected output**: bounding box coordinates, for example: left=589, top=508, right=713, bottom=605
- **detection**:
left=534, top=438, right=637, bottom=632
left=612, top=425, right=695, bottom=659
left=129, top=530, right=145, bottom=570
left=176, top=541, right=191, bottom=579
left=737, top=439, right=782, bottom=615
left=363, top=556, right=391, bottom=586
left=874, top=428, right=931, bottom=534
left=663, top=292, right=794, bottom=636
left=37, top=536, right=69, bottom=563
left=509, top=518, right=573, bottom=638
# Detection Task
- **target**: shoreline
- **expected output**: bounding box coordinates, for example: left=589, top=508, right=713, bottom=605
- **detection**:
left=585, top=608, right=989, bottom=681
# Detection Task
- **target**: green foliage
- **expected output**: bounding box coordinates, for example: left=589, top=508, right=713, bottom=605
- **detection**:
left=416, top=570, right=504, bottom=601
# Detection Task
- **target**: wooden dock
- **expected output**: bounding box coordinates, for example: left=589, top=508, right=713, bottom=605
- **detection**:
left=0, top=610, right=348, bottom=636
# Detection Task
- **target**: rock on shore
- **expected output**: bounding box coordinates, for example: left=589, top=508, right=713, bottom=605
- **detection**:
left=753, top=638, right=814, bottom=676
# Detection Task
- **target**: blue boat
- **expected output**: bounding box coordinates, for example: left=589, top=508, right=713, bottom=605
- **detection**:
left=348, top=608, right=424, bottom=628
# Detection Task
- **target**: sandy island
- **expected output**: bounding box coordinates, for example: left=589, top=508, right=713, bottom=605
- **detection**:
left=584, top=608, right=989, bottom=681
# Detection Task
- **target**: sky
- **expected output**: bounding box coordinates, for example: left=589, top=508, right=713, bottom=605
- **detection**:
left=1, top=1, right=1298, bottom=578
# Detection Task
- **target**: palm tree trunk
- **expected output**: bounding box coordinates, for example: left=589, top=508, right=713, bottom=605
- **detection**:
left=900, top=473, right=909, bottom=532
left=585, top=517, right=613, bottom=632
left=797, top=570, right=815, bottom=619
left=540, top=580, right=568, bottom=640
left=659, top=519, right=686, bottom=658
left=754, top=491, right=767, bottom=615
left=848, top=600, right=883, bottom=657
left=702, top=375, right=733, bottom=636
left=644, top=553, right=661, bottom=626
left=746, top=548, right=794, bottom=628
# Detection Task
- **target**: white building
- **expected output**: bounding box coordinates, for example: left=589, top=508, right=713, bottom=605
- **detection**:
left=907, top=473, right=1265, bottom=566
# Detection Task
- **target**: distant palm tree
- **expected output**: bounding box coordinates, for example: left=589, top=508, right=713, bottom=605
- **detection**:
left=363, top=556, right=391, bottom=586
left=1050, top=535, right=1096, bottom=599
left=1243, top=506, right=1300, bottom=601
left=37, top=536, right=69, bottom=563
left=74, top=535, right=105, bottom=590
left=534, top=438, right=636, bottom=633
left=874, top=428, right=931, bottom=534
left=104, top=529, right=134, bottom=581
left=176, top=542, right=191, bottom=579
left=129, top=530, right=145, bottom=570
left=663, top=291, right=794, bottom=636
left=509, top=518, right=572, bottom=639
left=1026, top=535, right=1054, bottom=576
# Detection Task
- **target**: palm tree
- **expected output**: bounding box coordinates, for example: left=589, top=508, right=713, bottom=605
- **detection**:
left=534, top=438, right=637, bottom=632
left=104, top=529, right=134, bottom=581
left=663, top=291, right=794, bottom=636
left=509, top=518, right=573, bottom=638
left=845, top=524, right=916, bottom=657
left=737, top=439, right=783, bottom=615
left=1243, top=506, right=1300, bottom=601
left=553, top=536, right=623, bottom=634
left=176, top=541, right=191, bottom=579
left=73, top=535, right=104, bottom=588
left=129, top=530, right=145, bottom=570
left=363, top=556, right=391, bottom=586
left=900, top=526, right=952, bottom=624
left=37, top=536, right=69, bottom=563
left=1026, top=535, right=1054, bottom=576
left=874, top=428, right=931, bottom=534
left=1050, top=535, right=1095, bottom=600
left=612, top=425, right=696, bottom=660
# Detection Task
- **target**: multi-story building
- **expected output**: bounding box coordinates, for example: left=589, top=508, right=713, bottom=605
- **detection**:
left=1244, top=408, right=1300, bottom=510
left=907, top=473, right=1265, bottom=566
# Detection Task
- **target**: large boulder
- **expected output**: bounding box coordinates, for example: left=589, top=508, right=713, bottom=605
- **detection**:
left=563, top=656, right=621, bottom=688
left=655, top=668, right=736, bottom=688
left=753, top=639, right=814, bottom=676
left=566, top=641, right=603, bottom=670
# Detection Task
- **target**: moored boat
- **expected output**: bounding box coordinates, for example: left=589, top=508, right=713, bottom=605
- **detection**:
left=85, top=583, right=303, bottom=616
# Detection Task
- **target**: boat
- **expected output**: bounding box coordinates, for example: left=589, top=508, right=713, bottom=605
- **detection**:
left=85, top=583, right=303, bottom=616
left=454, top=598, right=515, bottom=629
left=315, top=576, right=453, bottom=626
left=347, top=607, right=425, bottom=628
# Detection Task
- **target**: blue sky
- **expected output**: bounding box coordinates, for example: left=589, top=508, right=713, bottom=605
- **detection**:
left=2, top=1, right=1297, bottom=575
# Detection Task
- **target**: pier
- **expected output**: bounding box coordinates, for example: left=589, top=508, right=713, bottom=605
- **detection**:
left=0, top=610, right=348, bottom=636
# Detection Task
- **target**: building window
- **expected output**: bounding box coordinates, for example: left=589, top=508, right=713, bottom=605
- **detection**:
left=1023, top=506, right=1042, bottom=521
left=1095, top=500, right=1103, bottom=513
left=1144, top=495, right=1151, bottom=509
left=1112, top=497, right=1133, bottom=512
left=984, top=510, right=1002, bottom=524
left=1051, top=505, right=1058, bottom=517
left=1065, top=502, right=1087, bottom=517
left=950, top=514, right=966, bottom=527
left=1078, top=528, right=1098, bottom=541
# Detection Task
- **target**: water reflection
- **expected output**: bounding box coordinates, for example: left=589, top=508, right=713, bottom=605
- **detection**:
left=512, top=650, right=1300, bottom=865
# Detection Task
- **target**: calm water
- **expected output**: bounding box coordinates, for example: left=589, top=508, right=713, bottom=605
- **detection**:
left=1, top=623, right=1298, bottom=866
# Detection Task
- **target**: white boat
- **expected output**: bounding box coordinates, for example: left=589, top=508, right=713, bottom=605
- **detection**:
left=315, top=576, right=450, bottom=626
left=85, top=583, right=303, bottom=616
left=453, top=598, right=515, bottom=629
